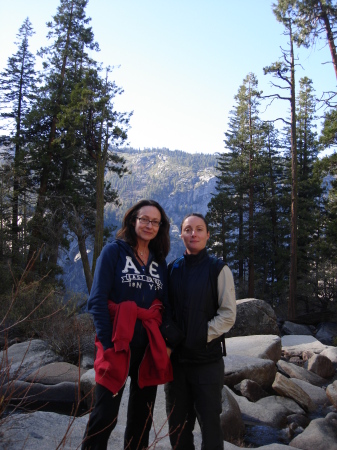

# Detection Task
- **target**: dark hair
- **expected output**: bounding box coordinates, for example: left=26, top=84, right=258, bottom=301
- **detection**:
left=116, top=199, right=170, bottom=262
left=180, top=213, right=209, bottom=232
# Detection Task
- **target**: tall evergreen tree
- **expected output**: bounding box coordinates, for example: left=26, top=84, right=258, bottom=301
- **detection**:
left=58, top=66, right=129, bottom=291
left=264, top=17, right=298, bottom=320
left=296, top=77, right=322, bottom=310
left=0, top=18, right=36, bottom=265
left=207, top=73, right=262, bottom=298
left=253, top=123, right=290, bottom=304
left=25, top=0, right=99, bottom=273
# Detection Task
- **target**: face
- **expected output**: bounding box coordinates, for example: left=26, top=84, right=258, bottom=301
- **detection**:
left=134, top=205, right=162, bottom=244
left=180, top=216, right=210, bottom=255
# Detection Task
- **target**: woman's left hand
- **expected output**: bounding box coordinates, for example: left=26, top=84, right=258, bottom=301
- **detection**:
left=166, top=347, right=172, bottom=358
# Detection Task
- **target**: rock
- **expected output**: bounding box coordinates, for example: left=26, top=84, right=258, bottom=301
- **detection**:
left=288, top=356, right=304, bottom=366
left=315, top=322, right=337, bottom=345
left=226, top=299, right=280, bottom=338
left=281, top=335, right=329, bottom=357
left=0, top=411, right=89, bottom=450
left=277, top=359, right=328, bottom=387
left=291, top=378, right=332, bottom=408
left=306, top=353, right=335, bottom=379
left=301, top=350, right=314, bottom=362
left=0, top=339, right=61, bottom=380
left=234, top=379, right=269, bottom=402
left=229, top=388, right=303, bottom=428
left=80, top=368, right=96, bottom=410
left=321, top=347, right=337, bottom=367
left=81, top=354, right=94, bottom=370
left=224, top=355, right=277, bottom=389
left=286, top=413, right=310, bottom=429
left=25, top=362, right=86, bottom=384
left=1, top=380, right=79, bottom=413
left=289, top=412, right=337, bottom=449
left=256, top=396, right=306, bottom=416
left=226, top=335, right=282, bottom=362
left=326, top=381, right=337, bottom=409
left=220, top=386, right=245, bottom=441
left=281, top=321, right=313, bottom=336
left=272, top=373, right=316, bottom=412
left=0, top=384, right=201, bottom=450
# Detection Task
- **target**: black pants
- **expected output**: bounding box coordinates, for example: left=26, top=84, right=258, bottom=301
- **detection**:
left=82, top=347, right=157, bottom=450
left=164, top=358, right=224, bottom=450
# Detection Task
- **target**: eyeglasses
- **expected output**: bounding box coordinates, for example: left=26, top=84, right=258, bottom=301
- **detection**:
left=136, top=217, right=162, bottom=228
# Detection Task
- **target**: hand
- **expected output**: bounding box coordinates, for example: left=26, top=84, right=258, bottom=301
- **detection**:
left=166, top=346, right=172, bottom=358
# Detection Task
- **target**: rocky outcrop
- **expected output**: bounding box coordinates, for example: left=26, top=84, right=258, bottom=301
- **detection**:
left=0, top=339, right=61, bottom=380
left=1, top=318, right=337, bottom=449
left=277, top=359, right=328, bottom=387
left=326, top=381, right=337, bottom=409
left=281, top=321, right=314, bottom=336
left=226, top=334, right=282, bottom=362
left=305, top=353, right=335, bottom=379
left=224, top=355, right=277, bottom=389
left=25, top=361, right=86, bottom=384
left=272, top=373, right=315, bottom=413
left=289, top=412, right=337, bottom=450
left=221, top=386, right=245, bottom=441
left=234, top=379, right=269, bottom=402
left=315, top=322, right=337, bottom=346
left=226, top=299, right=280, bottom=338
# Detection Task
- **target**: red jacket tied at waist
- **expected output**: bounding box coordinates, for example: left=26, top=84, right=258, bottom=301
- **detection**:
left=94, top=299, right=173, bottom=394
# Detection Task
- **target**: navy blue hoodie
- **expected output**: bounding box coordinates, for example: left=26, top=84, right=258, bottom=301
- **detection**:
left=87, top=239, right=168, bottom=350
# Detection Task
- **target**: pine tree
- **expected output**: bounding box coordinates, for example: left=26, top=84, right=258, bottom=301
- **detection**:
left=253, top=123, right=290, bottom=304
left=207, top=73, right=262, bottom=298
left=58, top=66, right=129, bottom=291
left=0, top=18, right=36, bottom=266
left=295, top=77, right=322, bottom=311
left=264, top=16, right=298, bottom=320
left=25, top=0, right=100, bottom=274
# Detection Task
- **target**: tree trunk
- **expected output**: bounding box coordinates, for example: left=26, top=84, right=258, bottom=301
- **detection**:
left=77, top=230, right=93, bottom=294
left=319, top=1, right=337, bottom=80
left=288, top=24, right=298, bottom=320
left=12, top=42, right=26, bottom=265
left=92, top=155, right=105, bottom=276
left=248, top=83, right=255, bottom=297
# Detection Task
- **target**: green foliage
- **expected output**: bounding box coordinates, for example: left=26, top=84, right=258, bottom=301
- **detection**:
left=273, top=0, right=337, bottom=49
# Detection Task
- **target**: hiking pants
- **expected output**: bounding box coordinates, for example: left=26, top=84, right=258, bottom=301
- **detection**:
left=164, top=358, right=224, bottom=450
left=81, top=347, right=157, bottom=450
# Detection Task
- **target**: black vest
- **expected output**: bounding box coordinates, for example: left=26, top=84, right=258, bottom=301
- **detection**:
left=168, top=249, right=226, bottom=364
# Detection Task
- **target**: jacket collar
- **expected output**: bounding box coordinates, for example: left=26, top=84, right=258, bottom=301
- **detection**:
left=183, top=247, right=208, bottom=266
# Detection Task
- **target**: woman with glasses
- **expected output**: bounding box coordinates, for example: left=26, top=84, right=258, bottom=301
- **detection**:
left=82, top=199, right=172, bottom=450
left=164, top=213, right=236, bottom=450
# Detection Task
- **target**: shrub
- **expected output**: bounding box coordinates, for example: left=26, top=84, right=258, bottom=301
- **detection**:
left=41, top=309, right=95, bottom=365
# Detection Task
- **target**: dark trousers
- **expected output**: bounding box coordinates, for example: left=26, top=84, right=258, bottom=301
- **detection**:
left=164, top=358, right=224, bottom=450
left=82, top=347, right=157, bottom=450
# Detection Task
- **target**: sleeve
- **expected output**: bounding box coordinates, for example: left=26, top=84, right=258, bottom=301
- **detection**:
left=207, top=265, right=236, bottom=343
left=87, top=242, right=119, bottom=350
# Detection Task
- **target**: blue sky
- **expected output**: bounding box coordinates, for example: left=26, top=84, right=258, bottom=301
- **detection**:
left=1, top=0, right=336, bottom=154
